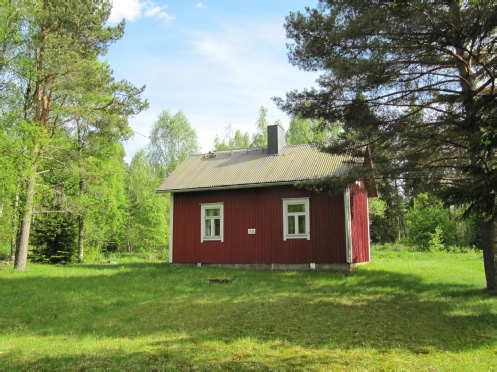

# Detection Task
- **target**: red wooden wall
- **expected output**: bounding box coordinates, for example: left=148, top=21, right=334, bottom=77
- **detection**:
left=172, top=185, right=349, bottom=264
left=350, top=183, right=370, bottom=263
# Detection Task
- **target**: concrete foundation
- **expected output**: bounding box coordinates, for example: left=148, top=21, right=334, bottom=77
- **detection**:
left=172, top=262, right=359, bottom=272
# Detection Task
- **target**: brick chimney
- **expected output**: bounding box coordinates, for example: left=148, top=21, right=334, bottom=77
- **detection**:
left=267, top=125, right=285, bottom=155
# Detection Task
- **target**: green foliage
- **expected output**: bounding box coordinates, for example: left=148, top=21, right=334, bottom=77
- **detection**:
left=233, top=129, right=251, bottom=149
left=0, top=197, right=13, bottom=257
left=277, top=1, right=497, bottom=288
left=0, top=96, right=29, bottom=258
left=83, top=142, right=129, bottom=253
left=428, top=226, right=445, bottom=252
left=124, top=150, right=169, bottom=255
left=285, top=116, right=339, bottom=145
left=212, top=106, right=341, bottom=152
left=372, top=190, right=479, bottom=251
left=369, top=177, right=409, bottom=243
left=1, top=0, right=148, bottom=270
left=277, top=0, right=497, bottom=215
left=213, top=123, right=251, bottom=151
left=250, top=106, right=269, bottom=147
left=212, top=107, right=288, bottom=151
left=148, top=110, right=199, bottom=179
left=371, top=241, right=411, bottom=252
left=30, top=212, right=78, bottom=264
left=368, top=197, right=386, bottom=219
left=405, top=193, right=456, bottom=251
left=27, top=135, right=79, bottom=263
left=0, top=0, right=23, bottom=84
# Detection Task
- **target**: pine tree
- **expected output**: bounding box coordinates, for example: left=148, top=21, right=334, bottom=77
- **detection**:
left=277, top=0, right=497, bottom=291
left=13, top=0, right=147, bottom=270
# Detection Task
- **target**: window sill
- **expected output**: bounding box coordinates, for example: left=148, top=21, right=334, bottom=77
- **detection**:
left=285, top=235, right=310, bottom=240
left=202, top=237, right=222, bottom=242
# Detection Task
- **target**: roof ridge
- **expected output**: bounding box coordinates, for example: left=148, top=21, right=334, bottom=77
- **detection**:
left=192, top=143, right=324, bottom=158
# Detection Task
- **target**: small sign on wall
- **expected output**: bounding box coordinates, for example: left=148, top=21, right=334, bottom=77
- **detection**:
left=248, top=228, right=256, bottom=235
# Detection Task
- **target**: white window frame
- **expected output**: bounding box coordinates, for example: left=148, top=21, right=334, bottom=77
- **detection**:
left=200, top=203, right=224, bottom=242
left=283, top=198, right=310, bottom=240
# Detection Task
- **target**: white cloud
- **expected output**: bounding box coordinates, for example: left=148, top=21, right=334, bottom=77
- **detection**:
left=108, top=0, right=142, bottom=23
left=190, top=22, right=292, bottom=88
left=194, top=2, right=206, bottom=9
left=154, top=11, right=175, bottom=23
left=109, top=0, right=174, bottom=24
left=144, top=6, right=161, bottom=17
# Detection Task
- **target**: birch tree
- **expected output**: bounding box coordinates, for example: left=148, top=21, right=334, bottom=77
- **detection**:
left=148, top=110, right=200, bottom=179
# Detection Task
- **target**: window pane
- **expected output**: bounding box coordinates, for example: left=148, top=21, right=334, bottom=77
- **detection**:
left=298, top=215, right=306, bottom=234
left=205, top=208, right=220, bottom=217
left=205, top=219, right=212, bottom=236
left=214, top=218, right=221, bottom=236
left=288, top=204, right=305, bottom=213
left=288, top=216, right=295, bottom=234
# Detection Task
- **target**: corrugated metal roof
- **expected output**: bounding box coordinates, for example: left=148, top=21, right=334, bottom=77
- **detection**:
left=156, top=144, right=362, bottom=193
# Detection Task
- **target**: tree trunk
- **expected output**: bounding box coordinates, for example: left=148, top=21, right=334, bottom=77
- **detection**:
left=9, top=182, right=19, bottom=262
left=480, top=218, right=497, bottom=292
left=77, top=120, right=85, bottom=264
left=10, top=238, right=16, bottom=262
left=78, top=177, right=84, bottom=264
left=78, top=212, right=84, bottom=263
left=14, top=168, right=37, bottom=271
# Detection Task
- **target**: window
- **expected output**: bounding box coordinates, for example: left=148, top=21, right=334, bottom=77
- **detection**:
left=201, top=203, right=224, bottom=242
left=283, top=198, right=310, bottom=240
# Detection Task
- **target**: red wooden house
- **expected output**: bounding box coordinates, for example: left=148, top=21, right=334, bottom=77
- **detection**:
left=156, top=125, right=374, bottom=270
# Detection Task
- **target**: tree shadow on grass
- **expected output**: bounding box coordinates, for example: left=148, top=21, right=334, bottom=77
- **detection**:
left=0, top=264, right=496, bottom=370
left=0, top=347, right=329, bottom=371
left=62, top=262, right=169, bottom=270
left=329, top=268, right=486, bottom=298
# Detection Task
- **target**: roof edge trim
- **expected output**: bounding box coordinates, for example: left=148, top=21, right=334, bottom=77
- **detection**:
left=156, top=181, right=298, bottom=194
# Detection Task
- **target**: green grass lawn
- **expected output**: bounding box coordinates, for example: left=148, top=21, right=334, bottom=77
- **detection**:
left=0, top=250, right=496, bottom=370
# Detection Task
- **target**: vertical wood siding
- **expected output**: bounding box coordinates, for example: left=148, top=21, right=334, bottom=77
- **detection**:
left=172, top=185, right=348, bottom=264
left=350, top=183, right=370, bottom=263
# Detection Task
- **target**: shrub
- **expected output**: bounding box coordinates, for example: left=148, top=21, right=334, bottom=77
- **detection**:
left=428, top=226, right=445, bottom=252
left=405, top=193, right=455, bottom=251
left=30, top=212, right=78, bottom=264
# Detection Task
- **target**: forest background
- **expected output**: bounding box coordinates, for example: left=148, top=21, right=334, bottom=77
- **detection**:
left=0, top=0, right=481, bottom=269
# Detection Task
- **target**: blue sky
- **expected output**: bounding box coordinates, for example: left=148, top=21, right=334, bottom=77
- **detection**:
left=106, top=0, right=319, bottom=161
